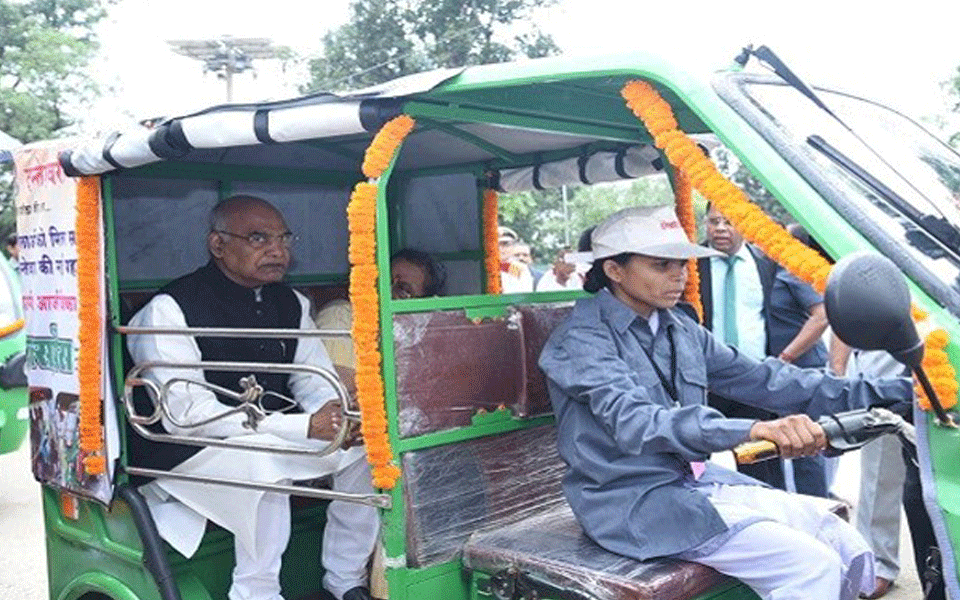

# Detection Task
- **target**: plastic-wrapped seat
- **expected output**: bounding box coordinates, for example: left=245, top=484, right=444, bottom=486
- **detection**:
left=392, top=309, right=524, bottom=437
left=463, top=495, right=851, bottom=600
left=515, top=303, right=572, bottom=418
left=462, top=503, right=733, bottom=600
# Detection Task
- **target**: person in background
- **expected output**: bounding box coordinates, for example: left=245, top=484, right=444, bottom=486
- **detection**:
left=698, top=205, right=830, bottom=497
left=512, top=242, right=546, bottom=283
left=536, top=227, right=594, bottom=292
left=316, top=248, right=445, bottom=391
left=498, top=226, right=534, bottom=293
left=6, top=233, right=18, bottom=273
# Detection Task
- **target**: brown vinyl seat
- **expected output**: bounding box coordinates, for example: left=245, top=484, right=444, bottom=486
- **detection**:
left=463, top=504, right=734, bottom=600
left=514, top=303, right=572, bottom=418
left=401, top=425, right=567, bottom=567
left=392, top=309, right=524, bottom=437
left=463, top=495, right=851, bottom=600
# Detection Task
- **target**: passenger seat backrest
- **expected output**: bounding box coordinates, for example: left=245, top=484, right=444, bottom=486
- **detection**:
left=401, top=425, right=567, bottom=567
left=515, top=303, right=573, bottom=418
left=392, top=310, right=524, bottom=437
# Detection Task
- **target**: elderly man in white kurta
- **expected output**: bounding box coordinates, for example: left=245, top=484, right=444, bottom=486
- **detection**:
left=127, top=195, right=377, bottom=600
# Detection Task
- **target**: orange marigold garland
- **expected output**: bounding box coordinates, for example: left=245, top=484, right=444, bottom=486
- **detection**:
left=915, top=321, right=959, bottom=412
left=348, top=114, right=416, bottom=489
left=621, top=79, right=959, bottom=415
left=673, top=172, right=703, bottom=321
left=482, top=188, right=502, bottom=294
left=362, top=115, right=416, bottom=179
left=76, top=176, right=106, bottom=476
left=622, top=80, right=833, bottom=294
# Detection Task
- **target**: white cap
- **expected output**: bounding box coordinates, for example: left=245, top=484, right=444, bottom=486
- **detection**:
left=591, top=205, right=723, bottom=260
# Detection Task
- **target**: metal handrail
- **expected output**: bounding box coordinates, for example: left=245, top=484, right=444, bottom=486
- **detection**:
left=124, top=467, right=392, bottom=508
left=124, top=360, right=357, bottom=457
left=116, top=324, right=352, bottom=338
left=119, top=324, right=389, bottom=507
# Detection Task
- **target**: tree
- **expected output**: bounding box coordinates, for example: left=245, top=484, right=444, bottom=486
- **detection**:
left=948, top=65, right=960, bottom=148
left=0, top=0, right=110, bottom=240
left=304, top=0, right=559, bottom=92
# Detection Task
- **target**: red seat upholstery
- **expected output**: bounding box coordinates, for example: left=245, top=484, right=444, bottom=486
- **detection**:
left=463, top=504, right=734, bottom=600
left=463, top=495, right=850, bottom=600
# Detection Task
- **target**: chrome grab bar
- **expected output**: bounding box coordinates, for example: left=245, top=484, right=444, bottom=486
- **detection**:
left=124, top=360, right=358, bottom=458
left=116, top=325, right=352, bottom=338
left=125, top=467, right=392, bottom=509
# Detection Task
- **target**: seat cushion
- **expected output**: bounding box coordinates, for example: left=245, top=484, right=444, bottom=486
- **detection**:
left=463, top=495, right=850, bottom=600
left=463, top=504, right=734, bottom=600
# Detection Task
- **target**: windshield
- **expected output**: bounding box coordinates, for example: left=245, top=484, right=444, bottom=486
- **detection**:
left=730, top=78, right=960, bottom=312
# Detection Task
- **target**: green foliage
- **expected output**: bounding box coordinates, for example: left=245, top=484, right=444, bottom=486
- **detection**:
left=304, top=0, right=559, bottom=92
left=498, top=176, right=675, bottom=263
left=949, top=64, right=960, bottom=148
left=0, top=0, right=109, bottom=239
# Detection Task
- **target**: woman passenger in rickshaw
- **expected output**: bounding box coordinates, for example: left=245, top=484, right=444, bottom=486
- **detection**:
left=538, top=205, right=914, bottom=600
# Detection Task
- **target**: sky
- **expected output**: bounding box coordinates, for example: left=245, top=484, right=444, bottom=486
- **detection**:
left=88, top=0, right=960, bottom=135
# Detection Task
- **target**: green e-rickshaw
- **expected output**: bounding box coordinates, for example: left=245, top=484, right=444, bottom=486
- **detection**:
left=11, top=47, right=960, bottom=600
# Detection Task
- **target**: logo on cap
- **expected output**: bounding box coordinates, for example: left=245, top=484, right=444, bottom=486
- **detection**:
left=660, top=220, right=680, bottom=230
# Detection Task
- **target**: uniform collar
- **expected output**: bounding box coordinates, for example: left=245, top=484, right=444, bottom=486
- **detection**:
left=596, top=288, right=679, bottom=335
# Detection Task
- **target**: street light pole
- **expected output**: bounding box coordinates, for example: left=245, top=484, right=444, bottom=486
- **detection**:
left=167, top=36, right=280, bottom=103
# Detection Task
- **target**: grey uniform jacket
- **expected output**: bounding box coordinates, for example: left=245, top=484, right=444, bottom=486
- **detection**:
left=538, top=289, right=912, bottom=560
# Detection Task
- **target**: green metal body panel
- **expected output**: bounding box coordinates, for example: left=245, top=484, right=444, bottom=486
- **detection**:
left=0, top=381, right=27, bottom=454
left=43, top=484, right=329, bottom=600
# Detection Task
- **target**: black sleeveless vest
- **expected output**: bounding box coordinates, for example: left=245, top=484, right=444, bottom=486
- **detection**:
left=128, top=261, right=303, bottom=477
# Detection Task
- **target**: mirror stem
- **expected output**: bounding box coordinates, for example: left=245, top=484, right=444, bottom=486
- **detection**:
left=913, top=366, right=955, bottom=427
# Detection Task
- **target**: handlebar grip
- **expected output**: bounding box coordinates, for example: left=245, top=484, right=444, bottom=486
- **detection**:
left=732, top=440, right=780, bottom=465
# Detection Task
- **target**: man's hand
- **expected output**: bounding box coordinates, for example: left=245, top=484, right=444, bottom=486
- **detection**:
left=308, top=400, right=343, bottom=441
left=341, top=420, right=364, bottom=449
left=749, top=414, right=826, bottom=458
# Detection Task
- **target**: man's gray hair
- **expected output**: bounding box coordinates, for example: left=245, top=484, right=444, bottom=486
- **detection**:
left=209, top=195, right=273, bottom=233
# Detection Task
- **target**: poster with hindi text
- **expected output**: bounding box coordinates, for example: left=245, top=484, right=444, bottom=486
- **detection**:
left=13, top=140, right=116, bottom=504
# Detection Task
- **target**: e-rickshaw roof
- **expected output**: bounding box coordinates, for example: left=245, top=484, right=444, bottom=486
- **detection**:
left=58, top=52, right=717, bottom=177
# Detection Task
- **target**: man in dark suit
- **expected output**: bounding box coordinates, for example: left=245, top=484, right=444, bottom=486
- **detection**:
left=698, top=205, right=830, bottom=496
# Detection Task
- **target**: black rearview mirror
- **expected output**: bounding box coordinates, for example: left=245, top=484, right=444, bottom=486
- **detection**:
left=825, top=252, right=953, bottom=425
left=824, top=252, right=923, bottom=367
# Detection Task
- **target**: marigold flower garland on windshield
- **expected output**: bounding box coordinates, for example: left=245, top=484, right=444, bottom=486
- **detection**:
left=673, top=172, right=703, bottom=320
left=76, top=176, right=106, bottom=476
left=910, top=308, right=959, bottom=411
left=482, top=189, right=503, bottom=294
left=621, top=80, right=958, bottom=414
left=348, top=114, right=415, bottom=489
left=621, top=80, right=832, bottom=294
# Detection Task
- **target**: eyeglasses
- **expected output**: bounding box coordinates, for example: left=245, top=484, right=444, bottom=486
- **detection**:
left=215, top=230, right=297, bottom=249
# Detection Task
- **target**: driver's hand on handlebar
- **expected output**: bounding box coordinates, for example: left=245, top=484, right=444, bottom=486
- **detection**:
left=749, top=414, right=826, bottom=458
left=308, top=400, right=343, bottom=441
